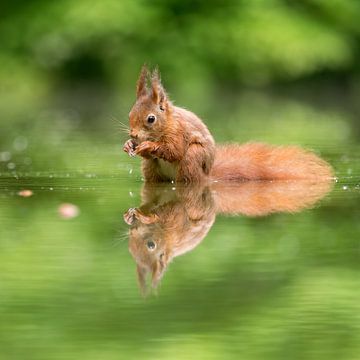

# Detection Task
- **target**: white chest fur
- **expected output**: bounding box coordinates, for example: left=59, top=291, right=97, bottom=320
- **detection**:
left=157, top=159, right=177, bottom=180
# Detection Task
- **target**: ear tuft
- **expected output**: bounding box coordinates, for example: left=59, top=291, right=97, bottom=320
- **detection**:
left=136, top=64, right=149, bottom=99
left=151, top=67, right=168, bottom=108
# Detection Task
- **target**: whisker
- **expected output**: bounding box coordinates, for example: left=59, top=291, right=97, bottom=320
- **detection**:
left=110, top=115, right=131, bottom=136
left=119, top=120, right=130, bottom=128
left=119, top=128, right=130, bottom=135
left=112, top=230, right=130, bottom=246
left=113, top=124, right=129, bottom=132
left=114, top=124, right=130, bottom=131
left=111, top=116, right=130, bottom=129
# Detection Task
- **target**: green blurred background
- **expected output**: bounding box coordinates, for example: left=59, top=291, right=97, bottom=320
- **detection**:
left=1, top=0, right=360, bottom=175
left=1, top=1, right=360, bottom=359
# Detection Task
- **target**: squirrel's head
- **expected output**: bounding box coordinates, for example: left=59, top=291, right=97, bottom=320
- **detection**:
left=128, top=65, right=172, bottom=143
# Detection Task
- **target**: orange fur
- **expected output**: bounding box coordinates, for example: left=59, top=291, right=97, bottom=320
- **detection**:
left=212, top=180, right=333, bottom=216
left=125, top=184, right=215, bottom=295
left=211, top=143, right=333, bottom=181
left=125, top=179, right=333, bottom=294
left=124, top=66, right=333, bottom=182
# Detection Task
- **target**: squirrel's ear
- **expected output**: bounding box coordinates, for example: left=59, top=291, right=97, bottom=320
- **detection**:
left=136, top=65, right=149, bottom=99
left=151, top=68, right=168, bottom=109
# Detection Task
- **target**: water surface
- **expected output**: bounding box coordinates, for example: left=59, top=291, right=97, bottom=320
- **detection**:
left=1, top=91, right=360, bottom=359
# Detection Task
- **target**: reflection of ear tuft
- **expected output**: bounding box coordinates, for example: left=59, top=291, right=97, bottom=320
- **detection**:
left=151, top=67, right=168, bottom=109
left=151, top=254, right=168, bottom=290
left=136, top=64, right=150, bottom=99
left=136, top=264, right=148, bottom=297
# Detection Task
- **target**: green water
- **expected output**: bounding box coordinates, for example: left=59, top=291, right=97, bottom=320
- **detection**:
left=1, top=90, right=360, bottom=360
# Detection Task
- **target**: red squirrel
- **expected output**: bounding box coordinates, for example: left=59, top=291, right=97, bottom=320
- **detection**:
left=123, top=66, right=333, bottom=183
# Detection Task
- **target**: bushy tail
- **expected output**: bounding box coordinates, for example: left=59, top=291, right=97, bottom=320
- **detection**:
left=210, top=143, right=333, bottom=181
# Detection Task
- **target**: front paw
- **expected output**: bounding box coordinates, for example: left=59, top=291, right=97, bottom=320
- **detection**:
left=123, top=139, right=137, bottom=157
left=135, top=141, right=158, bottom=158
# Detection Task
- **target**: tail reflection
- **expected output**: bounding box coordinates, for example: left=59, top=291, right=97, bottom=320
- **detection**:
left=124, top=180, right=333, bottom=295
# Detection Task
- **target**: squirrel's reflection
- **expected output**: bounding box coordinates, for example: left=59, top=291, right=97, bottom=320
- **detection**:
left=124, top=180, right=333, bottom=295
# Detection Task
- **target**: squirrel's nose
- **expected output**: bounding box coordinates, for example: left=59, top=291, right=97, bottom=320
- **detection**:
left=130, top=130, right=138, bottom=139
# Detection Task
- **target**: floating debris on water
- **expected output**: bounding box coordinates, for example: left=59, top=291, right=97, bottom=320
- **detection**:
left=129, top=191, right=134, bottom=197
left=342, top=185, right=348, bottom=190
left=340, top=155, right=349, bottom=163
left=23, top=157, right=32, bottom=165
left=58, top=203, right=80, bottom=219
left=0, top=151, right=11, bottom=162
left=85, top=173, right=96, bottom=178
left=13, top=136, right=28, bottom=152
left=18, top=189, right=33, bottom=197
left=7, top=162, right=16, bottom=170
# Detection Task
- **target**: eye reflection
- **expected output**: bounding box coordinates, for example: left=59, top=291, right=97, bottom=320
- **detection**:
left=146, top=240, right=156, bottom=251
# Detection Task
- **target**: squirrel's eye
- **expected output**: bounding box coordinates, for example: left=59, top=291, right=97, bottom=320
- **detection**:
left=147, top=241, right=156, bottom=251
left=147, top=114, right=156, bottom=124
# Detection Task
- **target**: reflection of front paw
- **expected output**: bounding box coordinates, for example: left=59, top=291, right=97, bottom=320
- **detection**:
left=124, top=208, right=137, bottom=225
left=123, top=139, right=137, bottom=157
